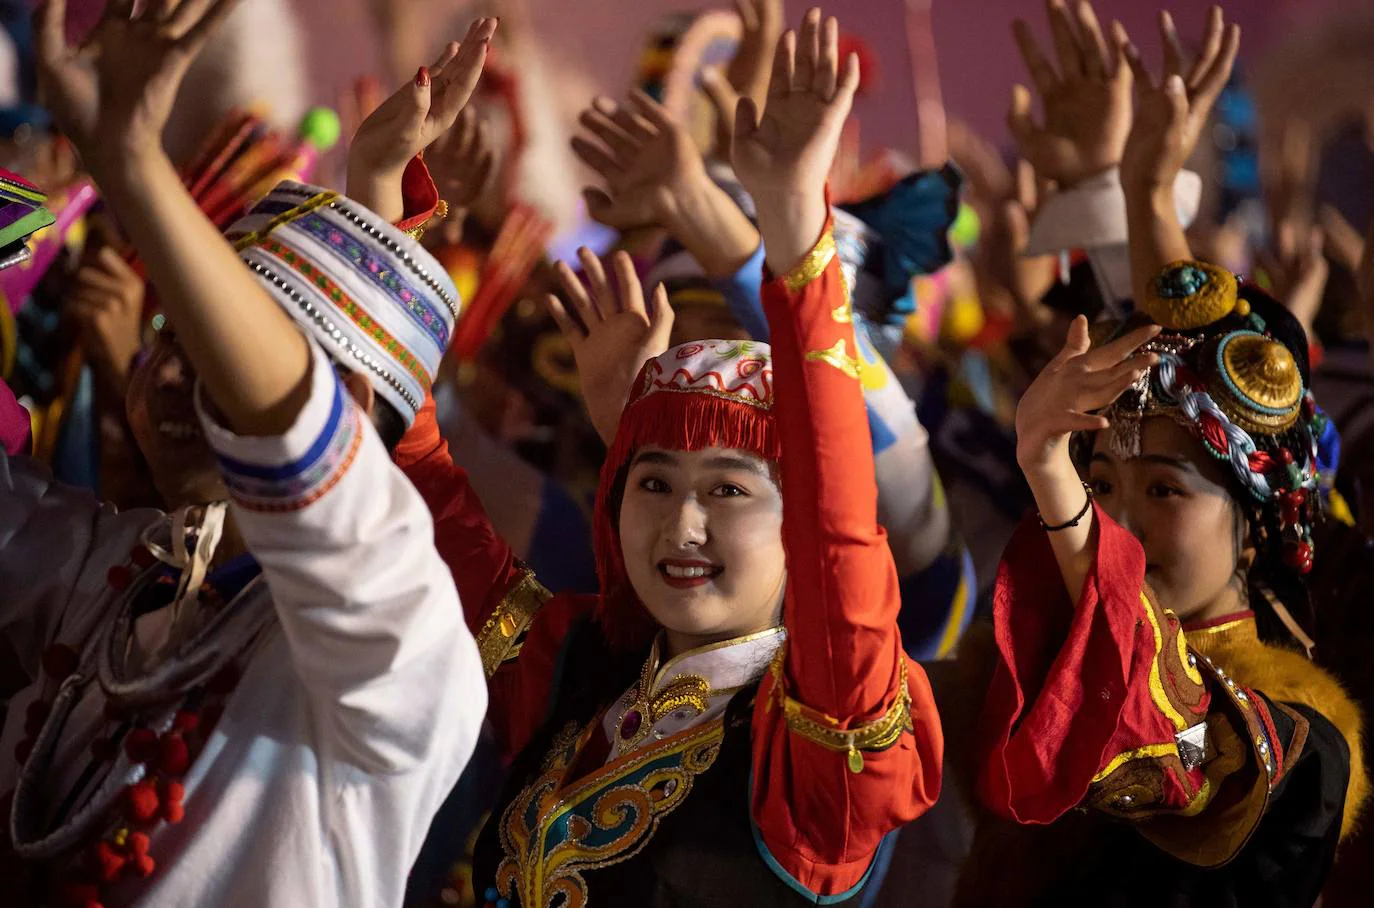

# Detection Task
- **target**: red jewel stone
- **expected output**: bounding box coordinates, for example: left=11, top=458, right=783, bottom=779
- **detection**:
left=42, top=644, right=79, bottom=680
left=1291, top=489, right=1307, bottom=506
left=1279, top=449, right=1295, bottom=465
left=130, top=546, right=157, bottom=569
left=619, top=709, right=643, bottom=740
left=172, top=711, right=200, bottom=733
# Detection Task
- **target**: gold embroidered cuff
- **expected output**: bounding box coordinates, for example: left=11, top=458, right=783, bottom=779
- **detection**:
left=476, top=568, right=552, bottom=678
left=781, top=225, right=837, bottom=293
left=767, top=645, right=915, bottom=773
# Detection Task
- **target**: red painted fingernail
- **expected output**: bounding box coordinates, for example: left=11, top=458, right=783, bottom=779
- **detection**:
left=415, top=66, right=430, bottom=88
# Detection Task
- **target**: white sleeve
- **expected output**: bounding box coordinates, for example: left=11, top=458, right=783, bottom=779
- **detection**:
left=196, top=339, right=485, bottom=775
left=0, top=451, right=160, bottom=684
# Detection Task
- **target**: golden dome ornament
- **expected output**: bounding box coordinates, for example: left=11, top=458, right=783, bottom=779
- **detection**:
left=1142, top=260, right=1242, bottom=331
left=1208, top=330, right=1303, bottom=434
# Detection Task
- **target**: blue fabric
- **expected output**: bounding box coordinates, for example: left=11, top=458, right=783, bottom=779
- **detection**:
left=713, top=241, right=770, bottom=341
left=526, top=478, right=599, bottom=595
left=839, top=164, right=962, bottom=321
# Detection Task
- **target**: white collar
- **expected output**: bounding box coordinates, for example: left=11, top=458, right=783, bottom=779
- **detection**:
left=646, top=626, right=786, bottom=697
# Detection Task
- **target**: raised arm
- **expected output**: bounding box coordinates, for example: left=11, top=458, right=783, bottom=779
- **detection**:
left=36, top=0, right=308, bottom=438
left=1120, top=7, right=1239, bottom=306
left=730, top=10, right=941, bottom=897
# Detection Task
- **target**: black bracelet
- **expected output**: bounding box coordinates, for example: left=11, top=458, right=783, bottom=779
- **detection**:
left=1038, top=483, right=1094, bottom=531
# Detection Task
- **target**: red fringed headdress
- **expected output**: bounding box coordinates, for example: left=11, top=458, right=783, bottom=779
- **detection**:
left=592, top=340, right=779, bottom=651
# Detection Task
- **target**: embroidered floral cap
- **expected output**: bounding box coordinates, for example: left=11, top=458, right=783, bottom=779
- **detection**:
left=593, top=339, right=778, bottom=650
left=227, top=181, right=461, bottom=427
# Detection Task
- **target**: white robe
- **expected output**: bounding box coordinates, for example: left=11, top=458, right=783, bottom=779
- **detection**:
left=0, top=341, right=485, bottom=906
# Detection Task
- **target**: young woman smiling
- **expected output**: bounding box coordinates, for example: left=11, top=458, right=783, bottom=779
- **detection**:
left=392, top=9, right=942, bottom=905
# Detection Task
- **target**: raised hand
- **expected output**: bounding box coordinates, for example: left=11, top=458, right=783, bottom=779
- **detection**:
left=1008, top=0, right=1132, bottom=189
left=347, top=17, right=497, bottom=221
left=70, top=245, right=146, bottom=396
left=571, top=90, right=708, bottom=232
left=35, top=0, right=243, bottom=165
left=1256, top=220, right=1328, bottom=341
left=426, top=107, right=496, bottom=245
left=733, top=7, right=860, bottom=272
left=1119, top=7, right=1240, bottom=194
left=1014, top=316, right=1160, bottom=473
left=948, top=120, right=1057, bottom=323
left=545, top=249, right=674, bottom=445
left=721, top=0, right=785, bottom=150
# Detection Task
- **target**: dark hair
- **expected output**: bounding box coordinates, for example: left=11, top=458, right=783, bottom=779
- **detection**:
left=331, top=362, right=407, bottom=452
left=370, top=398, right=407, bottom=452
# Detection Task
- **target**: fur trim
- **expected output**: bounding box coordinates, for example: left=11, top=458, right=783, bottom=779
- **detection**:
left=1192, top=630, right=1368, bottom=840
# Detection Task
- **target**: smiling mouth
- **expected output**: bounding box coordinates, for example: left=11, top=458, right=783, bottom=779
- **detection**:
left=157, top=420, right=203, bottom=441
left=658, top=560, right=724, bottom=588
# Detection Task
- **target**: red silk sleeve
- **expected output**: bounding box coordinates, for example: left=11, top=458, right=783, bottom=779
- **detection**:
left=978, top=505, right=1214, bottom=823
left=750, top=221, right=943, bottom=898
left=395, top=394, right=575, bottom=759
left=394, top=155, right=440, bottom=234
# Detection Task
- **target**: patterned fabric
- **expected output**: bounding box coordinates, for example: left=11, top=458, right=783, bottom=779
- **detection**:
left=228, top=182, right=461, bottom=426
left=204, top=342, right=363, bottom=513
left=634, top=340, right=773, bottom=408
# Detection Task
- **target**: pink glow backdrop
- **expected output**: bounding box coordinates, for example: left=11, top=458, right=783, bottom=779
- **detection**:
left=57, top=0, right=1373, bottom=155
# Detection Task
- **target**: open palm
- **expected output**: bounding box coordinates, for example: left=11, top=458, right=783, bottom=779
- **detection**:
left=37, top=0, right=243, bottom=160
left=730, top=10, right=859, bottom=202
left=572, top=91, right=707, bottom=231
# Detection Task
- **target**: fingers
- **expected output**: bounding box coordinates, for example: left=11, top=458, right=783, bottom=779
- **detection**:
left=545, top=294, right=585, bottom=342
left=1319, top=204, right=1366, bottom=272
left=37, top=0, right=69, bottom=61
left=1012, top=19, right=1059, bottom=95
left=1186, top=6, right=1225, bottom=90
left=1006, top=84, right=1041, bottom=152
left=172, top=0, right=244, bottom=48
left=1097, top=351, right=1159, bottom=386
left=794, top=8, right=820, bottom=93
left=1051, top=314, right=1093, bottom=365
left=581, top=187, right=617, bottom=226
left=768, top=29, right=796, bottom=98
left=814, top=16, right=839, bottom=99
left=579, top=104, right=641, bottom=162
left=429, top=40, right=461, bottom=76
left=1046, top=0, right=1085, bottom=79
left=1191, top=22, right=1239, bottom=114
left=736, top=0, right=760, bottom=32
left=625, top=88, right=675, bottom=134
left=1082, top=322, right=1162, bottom=370
left=734, top=95, right=762, bottom=146
left=1014, top=158, right=1040, bottom=213
left=578, top=247, right=616, bottom=318
left=649, top=282, right=674, bottom=337
left=554, top=259, right=598, bottom=328
left=701, top=66, right=742, bottom=129
left=1122, top=39, right=1156, bottom=94
left=1074, top=0, right=1111, bottom=78
left=571, top=135, right=622, bottom=179
left=835, top=50, right=861, bottom=106
left=1158, top=10, right=1185, bottom=79
left=431, top=17, right=497, bottom=118
left=611, top=251, right=646, bottom=316
left=1063, top=412, right=1112, bottom=433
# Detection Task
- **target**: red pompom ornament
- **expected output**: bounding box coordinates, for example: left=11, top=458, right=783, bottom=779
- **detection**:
left=157, top=734, right=190, bottom=776
left=125, top=780, right=161, bottom=825
left=91, top=840, right=127, bottom=883
left=127, top=832, right=155, bottom=877
left=1283, top=539, right=1314, bottom=573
